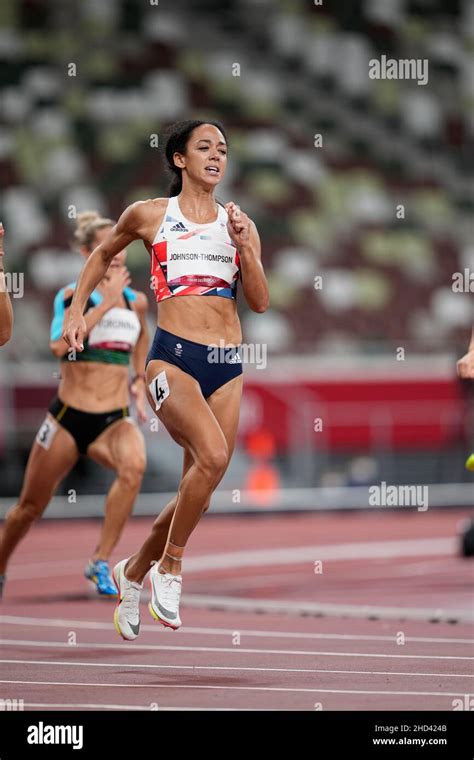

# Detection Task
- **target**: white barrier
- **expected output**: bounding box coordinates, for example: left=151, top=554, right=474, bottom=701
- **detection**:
left=0, top=483, right=472, bottom=519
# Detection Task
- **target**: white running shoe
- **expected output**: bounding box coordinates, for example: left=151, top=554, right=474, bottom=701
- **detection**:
left=112, top=558, right=143, bottom=641
left=149, top=564, right=182, bottom=630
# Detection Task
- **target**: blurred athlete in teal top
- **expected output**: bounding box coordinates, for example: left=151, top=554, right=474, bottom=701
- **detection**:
left=0, top=212, right=149, bottom=599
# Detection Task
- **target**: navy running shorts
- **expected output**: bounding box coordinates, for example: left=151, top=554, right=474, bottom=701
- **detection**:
left=146, top=327, right=243, bottom=399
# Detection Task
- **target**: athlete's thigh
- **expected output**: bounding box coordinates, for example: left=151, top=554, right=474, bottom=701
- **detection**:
left=206, top=374, right=243, bottom=457
left=19, top=414, right=79, bottom=504
left=145, top=359, right=226, bottom=457
left=175, top=377, right=242, bottom=477
left=87, top=418, right=146, bottom=471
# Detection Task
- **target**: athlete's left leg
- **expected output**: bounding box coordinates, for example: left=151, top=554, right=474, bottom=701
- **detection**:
left=87, top=419, right=146, bottom=561
left=125, top=374, right=243, bottom=583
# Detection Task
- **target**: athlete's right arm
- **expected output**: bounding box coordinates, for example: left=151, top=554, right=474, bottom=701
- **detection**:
left=63, top=202, right=147, bottom=351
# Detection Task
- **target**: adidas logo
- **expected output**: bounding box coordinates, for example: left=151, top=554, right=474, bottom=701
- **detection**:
left=170, top=222, right=188, bottom=232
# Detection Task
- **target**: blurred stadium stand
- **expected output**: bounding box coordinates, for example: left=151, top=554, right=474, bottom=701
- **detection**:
left=0, top=0, right=473, bottom=506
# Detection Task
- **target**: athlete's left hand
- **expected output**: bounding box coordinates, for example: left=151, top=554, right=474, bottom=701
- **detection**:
left=225, top=202, right=251, bottom=247
left=131, top=378, right=147, bottom=424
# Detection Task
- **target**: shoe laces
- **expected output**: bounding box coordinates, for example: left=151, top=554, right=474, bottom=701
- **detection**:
left=122, top=579, right=141, bottom=615
left=160, top=574, right=182, bottom=609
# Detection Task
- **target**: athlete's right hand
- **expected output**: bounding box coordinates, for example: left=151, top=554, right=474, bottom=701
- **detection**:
left=101, top=266, right=131, bottom=308
left=63, top=311, right=87, bottom=352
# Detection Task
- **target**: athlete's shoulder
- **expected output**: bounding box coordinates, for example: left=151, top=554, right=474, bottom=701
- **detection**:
left=54, top=282, right=76, bottom=303
left=118, top=198, right=168, bottom=235
left=148, top=197, right=169, bottom=210
left=128, top=198, right=168, bottom=218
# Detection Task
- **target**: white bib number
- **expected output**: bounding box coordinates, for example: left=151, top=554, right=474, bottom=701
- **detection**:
left=36, top=416, right=59, bottom=450
left=149, top=371, right=170, bottom=411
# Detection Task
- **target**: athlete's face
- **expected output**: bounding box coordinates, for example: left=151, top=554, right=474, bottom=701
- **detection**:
left=174, top=124, right=228, bottom=188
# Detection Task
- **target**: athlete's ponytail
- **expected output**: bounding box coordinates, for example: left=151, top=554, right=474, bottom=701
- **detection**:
left=74, top=211, right=115, bottom=252
left=162, top=119, right=228, bottom=197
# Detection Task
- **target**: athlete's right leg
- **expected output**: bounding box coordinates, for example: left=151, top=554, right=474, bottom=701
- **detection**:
left=0, top=416, right=79, bottom=577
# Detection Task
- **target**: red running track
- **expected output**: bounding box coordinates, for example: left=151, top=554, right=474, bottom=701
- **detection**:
left=0, top=509, right=473, bottom=711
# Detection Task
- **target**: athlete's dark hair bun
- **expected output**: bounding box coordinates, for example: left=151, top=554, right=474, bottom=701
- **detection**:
left=162, top=119, right=228, bottom=197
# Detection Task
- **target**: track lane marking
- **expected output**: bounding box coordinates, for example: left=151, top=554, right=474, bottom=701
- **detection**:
left=1, top=639, right=472, bottom=660
left=17, top=703, right=287, bottom=711
left=0, top=679, right=469, bottom=697
left=2, top=658, right=473, bottom=679
left=1, top=615, right=472, bottom=644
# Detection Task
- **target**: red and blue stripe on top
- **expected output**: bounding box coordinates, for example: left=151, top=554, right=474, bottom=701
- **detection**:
left=151, top=196, right=240, bottom=302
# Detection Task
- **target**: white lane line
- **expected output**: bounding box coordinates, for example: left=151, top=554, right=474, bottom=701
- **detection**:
left=1, top=639, right=472, bottom=661
left=5, top=537, right=456, bottom=579
left=20, top=703, right=285, bottom=711
left=1, top=615, right=472, bottom=645
left=20, top=703, right=147, bottom=711
left=3, top=659, right=473, bottom=679
left=0, top=679, right=468, bottom=697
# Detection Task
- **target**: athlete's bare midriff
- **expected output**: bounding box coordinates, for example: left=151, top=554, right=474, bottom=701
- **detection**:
left=141, top=198, right=242, bottom=347
left=57, top=361, right=130, bottom=413
left=157, top=295, right=242, bottom=346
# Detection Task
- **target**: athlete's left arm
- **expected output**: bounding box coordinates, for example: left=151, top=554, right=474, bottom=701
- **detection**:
left=226, top=202, right=269, bottom=313
left=130, top=291, right=149, bottom=424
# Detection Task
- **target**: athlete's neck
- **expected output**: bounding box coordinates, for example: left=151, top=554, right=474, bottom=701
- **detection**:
left=177, top=184, right=217, bottom=224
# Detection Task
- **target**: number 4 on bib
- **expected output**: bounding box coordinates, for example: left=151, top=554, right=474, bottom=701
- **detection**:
left=149, top=370, right=170, bottom=411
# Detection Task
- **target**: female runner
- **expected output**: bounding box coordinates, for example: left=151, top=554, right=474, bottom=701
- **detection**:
left=0, top=223, right=13, bottom=346
left=64, top=120, right=269, bottom=639
left=0, top=212, right=148, bottom=599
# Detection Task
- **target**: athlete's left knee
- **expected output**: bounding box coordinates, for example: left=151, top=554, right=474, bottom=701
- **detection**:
left=201, top=449, right=232, bottom=514
left=118, top=454, right=146, bottom=491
